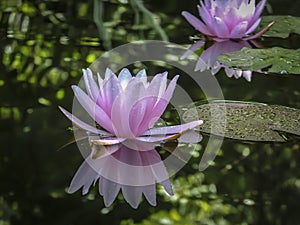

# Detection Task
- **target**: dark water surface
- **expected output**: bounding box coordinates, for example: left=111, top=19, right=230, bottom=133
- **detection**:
left=0, top=0, right=300, bottom=224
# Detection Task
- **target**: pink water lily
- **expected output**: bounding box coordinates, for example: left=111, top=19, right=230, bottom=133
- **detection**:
left=59, top=68, right=203, bottom=207
left=182, top=0, right=274, bottom=41
left=59, top=68, right=202, bottom=145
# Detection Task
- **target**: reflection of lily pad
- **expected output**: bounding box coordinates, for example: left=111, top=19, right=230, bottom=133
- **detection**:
left=182, top=100, right=300, bottom=142
left=218, top=47, right=300, bottom=74
left=258, top=15, right=300, bottom=38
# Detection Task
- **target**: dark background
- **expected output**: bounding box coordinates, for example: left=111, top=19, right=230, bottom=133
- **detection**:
left=0, top=0, right=300, bottom=224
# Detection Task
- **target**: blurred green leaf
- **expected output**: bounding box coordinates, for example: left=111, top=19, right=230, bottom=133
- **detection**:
left=20, top=2, right=36, bottom=16
left=78, top=3, right=88, bottom=17
left=38, top=97, right=51, bottom=106
left=56, top=89, right=65, bottom=100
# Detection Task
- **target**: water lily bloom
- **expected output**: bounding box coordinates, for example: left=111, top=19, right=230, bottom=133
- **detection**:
left=59, top=68, right=203, bottom=144
left=182, top=0, right=274, bottom=42
left=59, top=68, right=203, bottom=207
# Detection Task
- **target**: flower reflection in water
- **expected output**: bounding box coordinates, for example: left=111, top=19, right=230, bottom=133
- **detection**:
left=68, top=140, right=173, bottom=208
left=182, top=40, right=257, bottom=81
left=59, top=68, right=203, bottom=208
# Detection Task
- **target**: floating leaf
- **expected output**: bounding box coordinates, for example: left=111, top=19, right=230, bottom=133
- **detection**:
left=182, top=100, right=300, bottom=142
left=218, top=47, right=300, bottom=74
left=258, top=15, right=300, bottom=38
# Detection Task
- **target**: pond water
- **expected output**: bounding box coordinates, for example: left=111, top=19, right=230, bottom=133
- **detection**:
left=0, top=0, right=300, bottom=225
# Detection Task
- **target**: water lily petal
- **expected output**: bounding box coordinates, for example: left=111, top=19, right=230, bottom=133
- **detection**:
left=236, top=0, right=255, bottom=18
left=234, top=70, right=243, bottom=78
left=230, top=21, right=248, bottom=38
left=100, top=178, right=121, bottom=207
left=178, top=130, right=203, bottom=143
left=180, top=40, right=205, bottom=60
left=143, top=120, right=203, bottom=135
left=135, top=73, right=168, bottom=132
left=198, top=4, right=213, bottom=29
left=104, top=68, right=116, bottom=80
left=97, top=72, right=103, bottom=89
left=129, top=97, right=149, bottom=135
left=147, top=75, right=179, bottom=128
left=250, top=0, right=266, bottom=24
left=116, top=145, right=145, bottom=166
left=214, top=5, right=232, bottom=26
left=160, top=180, right=174, bottom=196
left=210, top=62, right=222, bottom=75
left=222, top=7, right=240, bottom=31
left=212, top=16, right=230, bottom=38
left=225, top=67, right=235, bottom=77
left=246, top=18, right=261, bottom=34
left=142, top=185, right=157, bottom=206
left=120, top=139, right=157, bottom=152
left=91, top=137, right=125, bottom=145
left=136, top=133, right=182, bottom=142
left=195, top=56, right=209, bottom=72
left=118, top=68, right=132, bottom=89
left=99, top=75, right=122, bottom=116
left=243, top=70, right=252, bottom=81
left=137, top=75, right=178, bottom=133
left=144, top=82, right=166, bottom=117
left=203, top=0, right=212, bottom=8
left=198, top=44, right=222, bottom=68
left=136, top=69, right=148, bottom=86
left=147, top=72, right=168, bottom=98
left=182, top=11, right=213, bottom=36
left=68, top=161, right=97, bottom=194
left=58, top=106, right=112, bottom=136
left=122, top=186, right=143, bottom=209
left=140, top=151, right=172, bottom=194
left=83, top=68, right=100, bottom=101
left=123, top=79, right=147, bottom=135
left=72, top=85, right=114, bottom=133
left=111, top=79, right=146, bottom=137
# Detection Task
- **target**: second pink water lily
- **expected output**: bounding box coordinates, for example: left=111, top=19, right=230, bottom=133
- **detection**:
left=182, top=0, right=273, bottom=41
left=59, top=68, right=203, bottom=147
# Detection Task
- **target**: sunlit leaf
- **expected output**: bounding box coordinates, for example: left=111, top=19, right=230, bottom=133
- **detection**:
left=258, top=15, right=300, bottom=38
left=86, top=53, right=97, bottom=63
left=218, top=47, right=300, bottom=74
left=0, top=107, right=22, bottom=120
left=38, top=97, right=51, bottom=106
left=77, top=3, right=88, bottom=17
left=182, top=100, right=300, bottom=142
left=55, top=89, right=65, bottom=100
left=20, top=2, right=37, bottom=16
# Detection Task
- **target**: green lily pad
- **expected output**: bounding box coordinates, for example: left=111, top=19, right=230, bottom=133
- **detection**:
left=258, top=15, right=300, bottom=38
left=218, top=47, right=300, bottom=74
left=182, top=100, right=300, bottom=142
